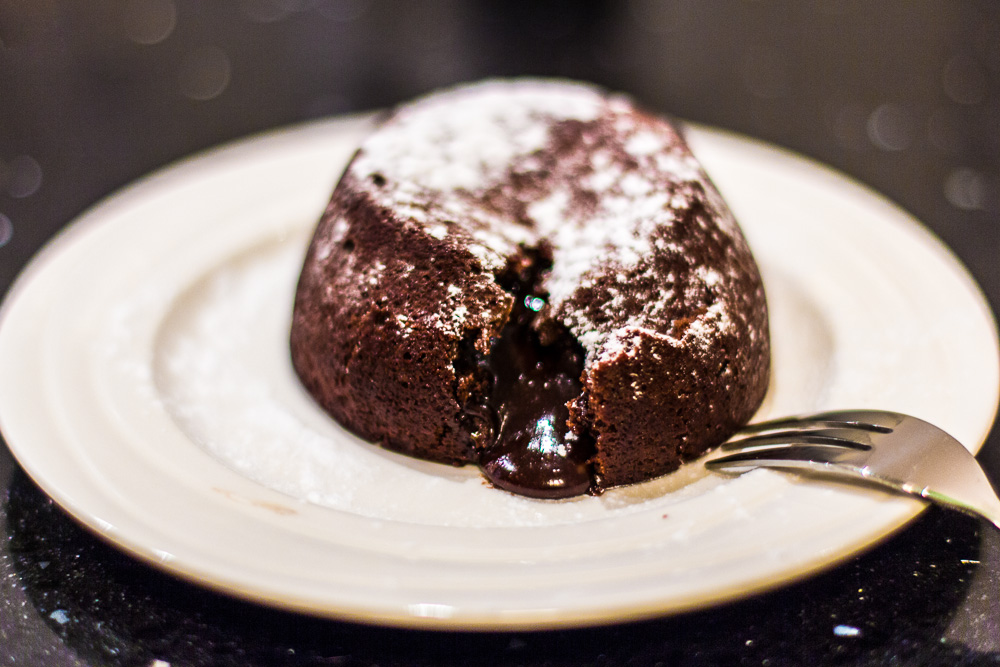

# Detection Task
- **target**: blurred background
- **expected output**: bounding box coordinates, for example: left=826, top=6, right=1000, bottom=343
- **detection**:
left=1, top=1, right=998, bottom=303
left=2, top=1, right=1000, bottom=664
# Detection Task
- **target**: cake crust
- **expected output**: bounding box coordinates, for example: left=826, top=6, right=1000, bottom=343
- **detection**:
left=290, top=79, right=770, bottom=493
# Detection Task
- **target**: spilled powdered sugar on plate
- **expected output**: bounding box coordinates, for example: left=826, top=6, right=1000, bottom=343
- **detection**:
left=152, top=232, right=729, bottom=527
left=151, top=226, right=825, bottom=528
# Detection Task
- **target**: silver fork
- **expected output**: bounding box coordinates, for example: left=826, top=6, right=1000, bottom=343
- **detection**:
left=705, top=409, right=1000, bottom=530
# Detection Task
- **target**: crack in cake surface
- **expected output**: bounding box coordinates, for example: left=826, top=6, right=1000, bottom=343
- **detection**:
left=455, top=247, right=597, bottom=499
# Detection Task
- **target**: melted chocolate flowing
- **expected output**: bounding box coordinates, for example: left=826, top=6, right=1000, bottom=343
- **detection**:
left=471, top=281, right=595, bottom=499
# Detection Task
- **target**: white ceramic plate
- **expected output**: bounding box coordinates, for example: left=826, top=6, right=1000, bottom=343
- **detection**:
left=0, top=115, right=997, bottom=630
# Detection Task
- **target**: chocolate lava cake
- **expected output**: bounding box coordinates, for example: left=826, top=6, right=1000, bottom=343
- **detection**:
left=290, top=79, right=770, bottom=499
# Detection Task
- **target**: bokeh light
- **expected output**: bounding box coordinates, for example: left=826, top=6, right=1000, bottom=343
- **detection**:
left=177, top=46, right=232, bottom=101
left=6, top=155, right=42, bottom=199
left=944, top=168, right=988, bottom=211
left=123, top=0, right=177, bottom=45
left=0, top=214, right=12, bottom=248
left=867, top=103, right=915, bottom=152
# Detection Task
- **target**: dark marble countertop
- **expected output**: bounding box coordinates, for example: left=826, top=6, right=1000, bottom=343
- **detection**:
left=2, top=2, right=999, bottom=664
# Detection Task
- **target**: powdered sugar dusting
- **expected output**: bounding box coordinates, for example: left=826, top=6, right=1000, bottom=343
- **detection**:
left=337, top=79, right=756, bottom=365
left=625, top=131, right=666, bottom=157
left=353, top=81, right=603, bottom=195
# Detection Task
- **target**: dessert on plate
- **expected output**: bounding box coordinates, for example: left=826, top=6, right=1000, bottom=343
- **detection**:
left=290, top=79, right=770, bottom=498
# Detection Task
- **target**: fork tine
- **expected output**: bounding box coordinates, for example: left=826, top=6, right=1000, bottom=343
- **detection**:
left=740, top=411, right=897, bottom=436
left=721, top=431, right=872, bottom=452
left=706, top=443, right=869, bottom=473
left=809, top=410, right=906, bottom=430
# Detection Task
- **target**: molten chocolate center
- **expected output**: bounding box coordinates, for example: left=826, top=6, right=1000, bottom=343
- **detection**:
left=475, top=293, right=594, bottom=499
